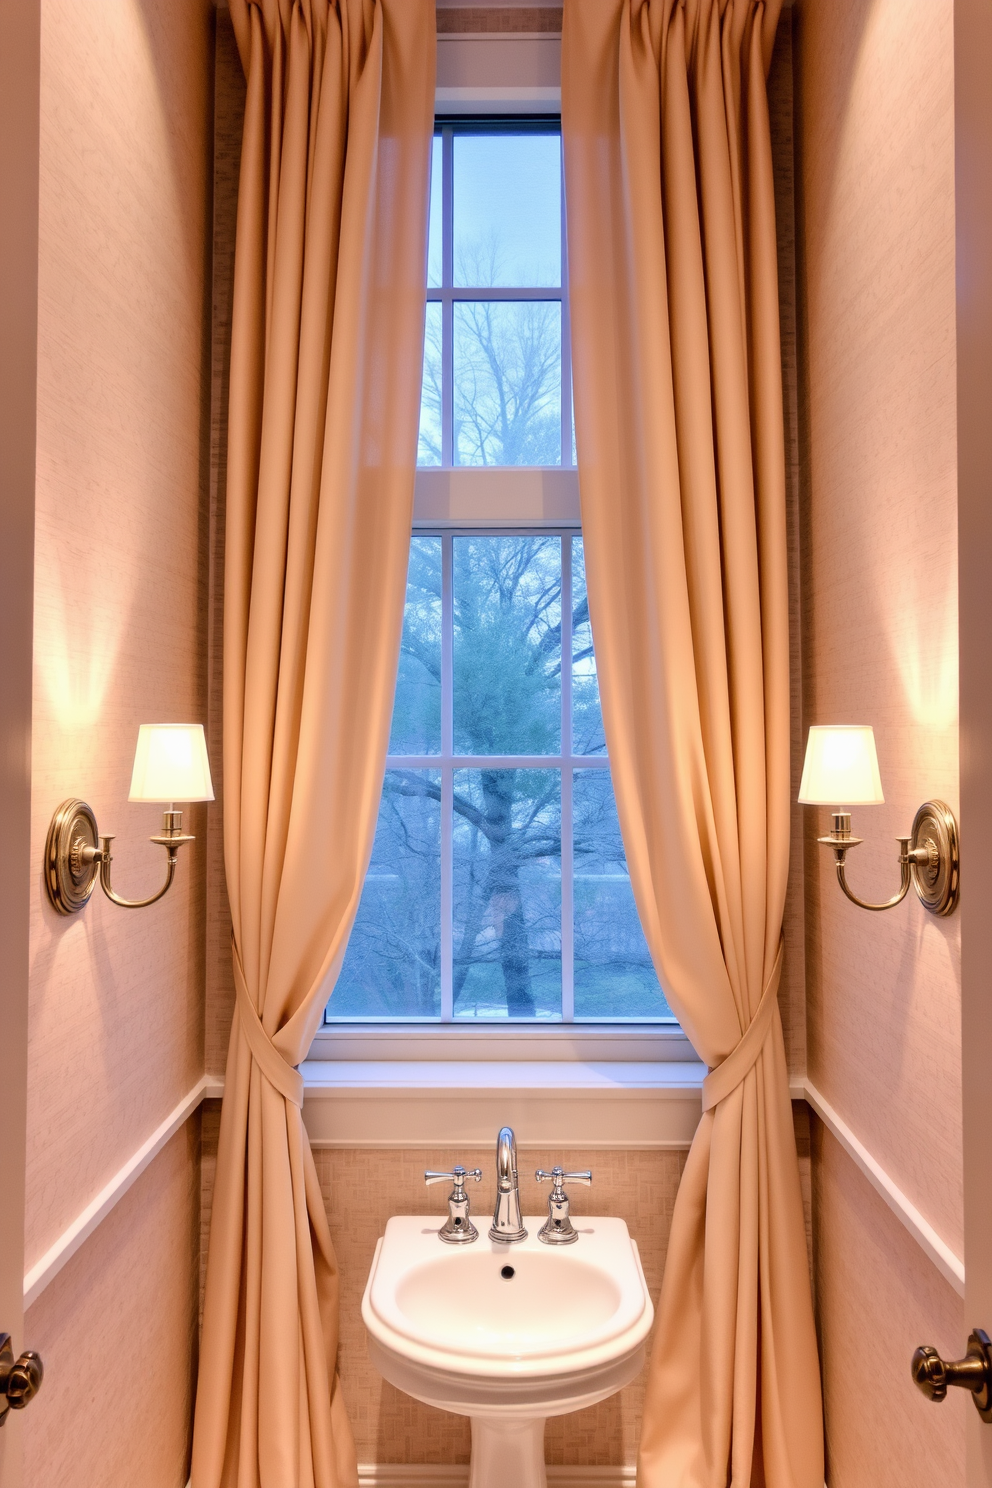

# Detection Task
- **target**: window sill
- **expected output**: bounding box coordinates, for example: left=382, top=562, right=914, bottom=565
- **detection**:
left=308, top=1023, right=695, bottom=1063
left=300, top=1058, right=705, bottom=1150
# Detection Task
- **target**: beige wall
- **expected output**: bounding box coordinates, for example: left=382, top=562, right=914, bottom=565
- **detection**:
left=24, top=1122, right=201, bottom=1488
left=795, top=0, right=963, bottom=1479
left=812, top=1121, right=966, bottom=1484
left=24, top=0, right=213, bottom=1482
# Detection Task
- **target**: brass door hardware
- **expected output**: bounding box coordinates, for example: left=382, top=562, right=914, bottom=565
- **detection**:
left=912, top=1330, right=992, bottom=1421
left=0, top=1334, right=44, bottom=1424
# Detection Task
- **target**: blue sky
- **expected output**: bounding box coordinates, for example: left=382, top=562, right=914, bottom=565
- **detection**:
left=428, top=132, right=561, bottom=288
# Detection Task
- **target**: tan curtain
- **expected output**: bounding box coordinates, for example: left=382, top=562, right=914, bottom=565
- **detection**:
left=191, top=3, right=434, bottom=1484
left=562, top=3, right=822, bottom=1485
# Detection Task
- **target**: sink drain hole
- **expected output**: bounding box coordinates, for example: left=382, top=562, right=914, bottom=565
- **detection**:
left=500, top=1265, right=515, bottom=1280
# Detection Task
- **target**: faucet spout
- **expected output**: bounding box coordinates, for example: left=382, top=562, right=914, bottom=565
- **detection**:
left=489, top=1126, right=528, bottom=1243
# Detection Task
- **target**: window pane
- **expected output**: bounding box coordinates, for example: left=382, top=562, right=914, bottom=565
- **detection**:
left=327, top=770, right=441, bottom=1020
left=389, top=537, right=441, bottom=755
left=453, top=133, right=561, bottom=288
left=453, top=768, right=561, bottom=1019
left=571, top=537, right=606, bottom=755
left=418, top=302, right=442, bottom=467
left=453, top=301, right=561, bottom=467
left=572, top=770, right=673, bottom=1019
left=453, top=535, right=561, bottom=755
left=428, top=134, right=442, bottom=289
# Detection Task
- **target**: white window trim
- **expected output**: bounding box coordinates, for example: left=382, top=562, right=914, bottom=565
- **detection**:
left=301, top=1058, right=705, bottom=1150
left=436, top=34, right=562, bottom=116
left=307, top=1023, right=696, bottom=1064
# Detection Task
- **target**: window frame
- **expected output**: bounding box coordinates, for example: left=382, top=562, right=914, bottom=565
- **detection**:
left=306, top=107, right=694, bottom=1069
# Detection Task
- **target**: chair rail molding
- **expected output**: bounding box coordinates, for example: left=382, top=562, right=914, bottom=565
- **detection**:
left=793, top=1075, right=965, bottom=1296
left=27, top=1068, right=962, bottom=1313
left=23, top=1073, right=224, bottom=1307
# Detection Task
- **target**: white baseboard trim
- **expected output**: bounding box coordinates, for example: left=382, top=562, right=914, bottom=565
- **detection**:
left=796, top=1075, right=965, bottom=1296
left=358, top=1467, right=635, bottom=1487
left=23, top=1073, right=224, bottom=1308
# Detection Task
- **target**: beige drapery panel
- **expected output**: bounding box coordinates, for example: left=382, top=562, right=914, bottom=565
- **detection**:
left=191, top=4, right=434, bottom=1484
left=562, top=3, right=822, bottom=1485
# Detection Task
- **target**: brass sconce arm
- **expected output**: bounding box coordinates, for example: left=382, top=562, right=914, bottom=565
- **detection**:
left=815, top=803, right=958, bottom=917
left=82, top=814, right=195, bottom=910
left=822, top=821, right=931, bottom=912
left=45, top=800, right=195, bottom=915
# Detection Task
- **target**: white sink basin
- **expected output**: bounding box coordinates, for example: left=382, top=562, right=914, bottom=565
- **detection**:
left=395, top=1246, right=621, bottom=1357
left=362, top=1217, right=654, bottom=1488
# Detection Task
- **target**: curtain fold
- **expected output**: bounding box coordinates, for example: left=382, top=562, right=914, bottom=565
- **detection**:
left=561, top=3, right=822, bottom=1484
left=191, top=3, right=435, bottom=1483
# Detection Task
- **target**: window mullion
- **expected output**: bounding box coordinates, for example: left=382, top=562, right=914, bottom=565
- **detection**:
left=442, top=126, right=454, bottom=467
left=440, top=533, right=454, bottom=1020
left=559, top=136, right=573, bottom=468
left=560, top=535, right=574, bottom=1022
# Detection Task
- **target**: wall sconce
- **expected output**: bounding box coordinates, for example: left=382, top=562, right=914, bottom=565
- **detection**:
left=45, top=723, right=214, bottom=915
left=799, top=725, right=959, bottom=916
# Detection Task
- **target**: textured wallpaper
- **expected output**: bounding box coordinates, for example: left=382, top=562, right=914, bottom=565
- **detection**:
left=795, top=0, right=962, bottom=1477
left=28, top=0, right=212, bottom=1266
left=25, top=1, right=213, bottom=1482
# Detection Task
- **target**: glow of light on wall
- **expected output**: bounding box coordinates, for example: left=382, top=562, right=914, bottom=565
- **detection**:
left=36, top=579, right=125, bottom=729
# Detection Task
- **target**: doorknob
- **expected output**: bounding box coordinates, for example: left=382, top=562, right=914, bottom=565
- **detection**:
left=912, top=1329, right=992, bottom=1421
left=0, top=1333, right=44, bottom=1425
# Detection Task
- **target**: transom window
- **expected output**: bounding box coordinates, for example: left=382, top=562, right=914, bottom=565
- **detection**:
left=417, top=120, right=574, bottom=468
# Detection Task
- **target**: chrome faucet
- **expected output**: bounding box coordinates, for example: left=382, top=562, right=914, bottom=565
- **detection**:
left=489, top=1126, right=527, bottom=1243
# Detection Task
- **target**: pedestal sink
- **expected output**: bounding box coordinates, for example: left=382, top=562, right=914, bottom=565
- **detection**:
left=362, top=1216, right=654, bottom=1488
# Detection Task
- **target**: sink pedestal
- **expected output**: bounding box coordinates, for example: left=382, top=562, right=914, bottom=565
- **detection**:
left=469, top=1414, right=546, bottom=1488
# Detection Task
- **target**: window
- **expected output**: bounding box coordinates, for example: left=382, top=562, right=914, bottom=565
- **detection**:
left=418, top=121, right=573, bottom=469
left=323, top=123, right=674, bottom=1030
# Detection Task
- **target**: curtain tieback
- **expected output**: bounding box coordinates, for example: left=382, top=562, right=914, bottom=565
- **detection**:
left=232, top=945, right=304, bottom=1108
left=701, top=939, right=784, bottom=1112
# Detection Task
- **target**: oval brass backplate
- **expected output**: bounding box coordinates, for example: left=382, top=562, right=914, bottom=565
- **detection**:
left=910, top=799, right=959, bottom=917
left=44, top=798, right=100, bottom=915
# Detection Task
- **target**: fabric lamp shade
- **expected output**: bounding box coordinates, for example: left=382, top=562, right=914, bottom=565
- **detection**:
left=128, top=724, right=215, bottom=803
left=798, top=725, right=884, bottom=805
